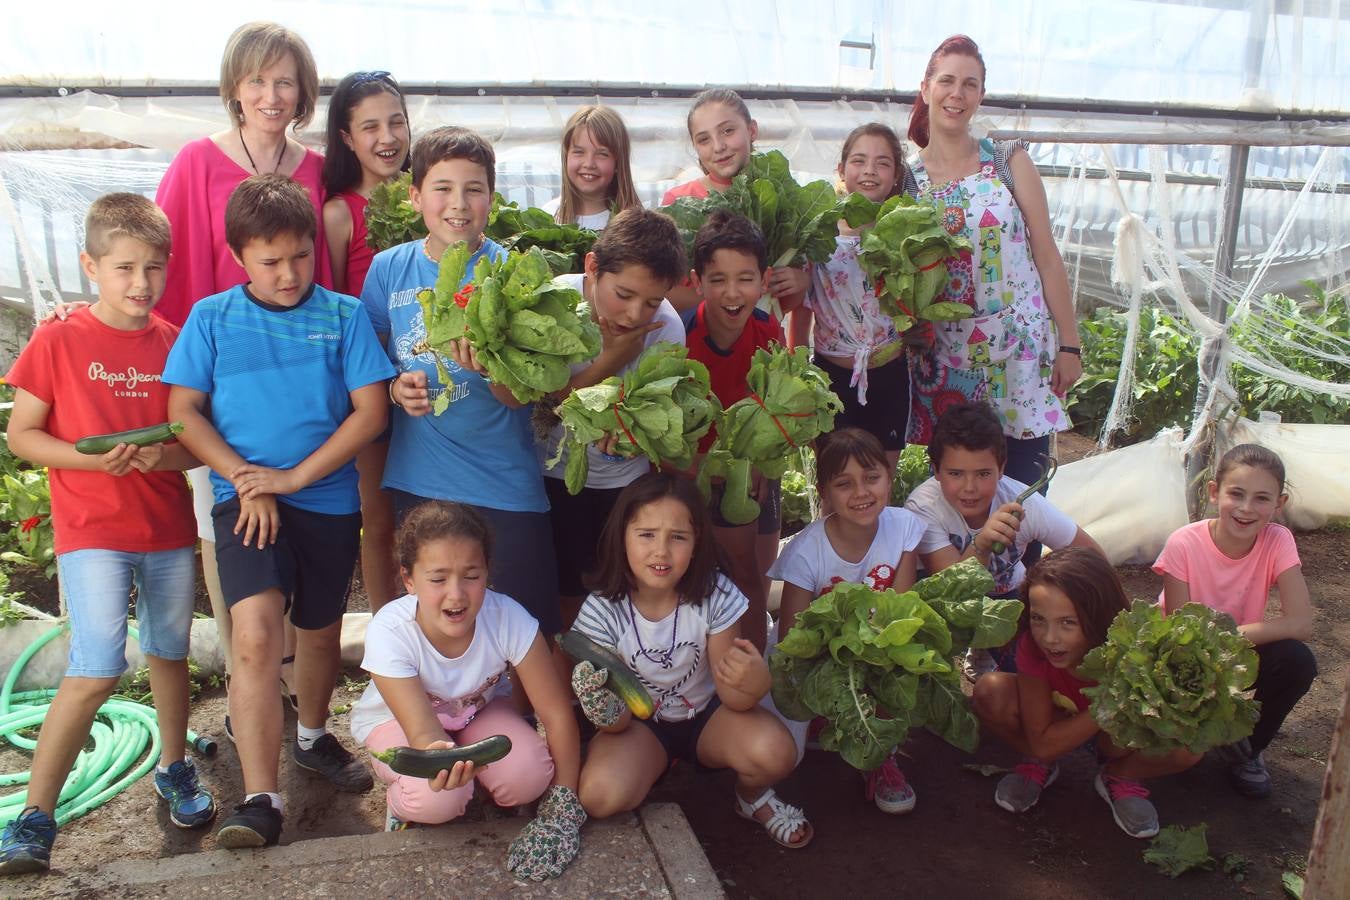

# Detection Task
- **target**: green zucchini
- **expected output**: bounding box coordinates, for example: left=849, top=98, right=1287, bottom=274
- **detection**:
left=370, top=734, right=512, bottom=776
left=75, top=421, right=184, bottom=455
left=557, top=628, right=655, bottom=720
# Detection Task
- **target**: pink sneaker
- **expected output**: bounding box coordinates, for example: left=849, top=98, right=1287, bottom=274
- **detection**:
left=1094, top=770, right=1159, bottom=839
left=863, top=755, right=916, bottom=814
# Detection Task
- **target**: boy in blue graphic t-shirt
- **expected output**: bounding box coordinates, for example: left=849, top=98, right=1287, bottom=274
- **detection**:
left=165, top=174, right=395, bottom=849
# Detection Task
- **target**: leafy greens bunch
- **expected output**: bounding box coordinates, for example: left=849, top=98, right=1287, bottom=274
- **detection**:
left=365, top=172, right=426, bottom=252
left=485, top=194, right=598, bottom=276
left=547, top=342, right=720, bottom=494
left=856, top=195, right=973, bottom=333
left=696, top=345, right=843, bottom=525
left=1078, top=600, right=1260, bottom=755
left=770, top=559, right=1022, bottom=770
left=663, top=150, right=875, bottom=272
left=416, top=243, right=601, bottom=407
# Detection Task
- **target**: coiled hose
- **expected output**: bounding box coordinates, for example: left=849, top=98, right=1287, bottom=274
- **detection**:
left=0, top=622, right=215, bottom=827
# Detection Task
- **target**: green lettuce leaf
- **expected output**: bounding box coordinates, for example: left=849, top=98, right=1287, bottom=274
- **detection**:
left=1143, top=824, right=1216, bottom=878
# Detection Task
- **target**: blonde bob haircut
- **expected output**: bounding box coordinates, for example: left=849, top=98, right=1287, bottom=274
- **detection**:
left=218, top=22, right=320, bottom=131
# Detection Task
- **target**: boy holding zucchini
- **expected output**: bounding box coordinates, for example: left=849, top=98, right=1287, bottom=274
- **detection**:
left=905, top=402, right=1103, bottom=676
left=2, top=194, right=215, bottom=875
left=164, top=175, right=395, bottom=849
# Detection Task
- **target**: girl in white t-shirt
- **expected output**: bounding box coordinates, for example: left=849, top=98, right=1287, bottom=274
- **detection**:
left=543, top=106, right=642, bottom=230
left=569, top=473, right=812, bottom=849
left=353, top=502, right=583, bottom=881
left=767, top=427, right=927, bottom=814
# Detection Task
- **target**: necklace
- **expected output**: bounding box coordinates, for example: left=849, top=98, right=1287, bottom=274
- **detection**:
left=628, top=598, right=679, bottom=670
left=239, top=130, right=287, bottom=175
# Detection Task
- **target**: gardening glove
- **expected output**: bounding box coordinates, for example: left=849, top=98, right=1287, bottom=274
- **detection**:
left=571, top=660, right=624, bottom=728
left=505, top=784, right=587, bottom=881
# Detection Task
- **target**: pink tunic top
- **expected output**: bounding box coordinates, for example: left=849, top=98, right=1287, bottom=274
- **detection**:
left=155, top=136, right=330, bottom=326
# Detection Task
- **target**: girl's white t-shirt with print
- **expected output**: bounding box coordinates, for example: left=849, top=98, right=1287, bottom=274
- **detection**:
left=767, top=506, right=927, bottom=596
left=573, top=573, right=747, bottom=722
left=543, top=196, right=612, bottom=231
left=905, top=475, right=1078, bottom=594
left=350, top=591, right=539, bottom=744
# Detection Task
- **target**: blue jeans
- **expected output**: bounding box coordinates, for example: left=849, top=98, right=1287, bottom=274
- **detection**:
left=1005, top=434, right=1052, bottom=570
left=57, top=546, right=196, bottom=677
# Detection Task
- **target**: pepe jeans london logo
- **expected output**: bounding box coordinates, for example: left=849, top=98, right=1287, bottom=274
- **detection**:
left=87, top=361, right=161, bottom=398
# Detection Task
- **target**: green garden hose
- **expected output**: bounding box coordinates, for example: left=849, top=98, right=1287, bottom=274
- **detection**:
left=0, top=621, right=215, bottom=828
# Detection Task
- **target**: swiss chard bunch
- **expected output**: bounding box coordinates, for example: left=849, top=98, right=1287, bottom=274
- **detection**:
left=416, top=243, right=601, bottom=407
left=664, top=150, right=876, bottom=272
left=696, top=345, right=843, bottom=525
left=365, top=172, right=426, bottom=252
left=485, top=194, right=599, bottom=276
left=547, top=342, right=720, bottom=494
left=770, top=559, right=1022, bottom=770
left=1079, top=601, right=1260, bottom=755
left=856, top=195, right=972, bottom=333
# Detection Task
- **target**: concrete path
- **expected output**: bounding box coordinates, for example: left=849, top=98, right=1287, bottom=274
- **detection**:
left=23, top=803, right=722, bottom=899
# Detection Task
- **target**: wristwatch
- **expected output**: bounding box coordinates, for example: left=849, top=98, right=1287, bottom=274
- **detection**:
left=1058, top=345, right=1081, bottom=356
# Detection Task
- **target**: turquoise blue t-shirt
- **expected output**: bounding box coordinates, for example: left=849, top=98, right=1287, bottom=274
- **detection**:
left=163, top=283, right=395, bottom=514
left=360, top=239, right=548, bottom=513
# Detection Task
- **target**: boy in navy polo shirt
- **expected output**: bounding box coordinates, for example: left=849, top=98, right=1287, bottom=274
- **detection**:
left=165, top=174, right=395, bottom=848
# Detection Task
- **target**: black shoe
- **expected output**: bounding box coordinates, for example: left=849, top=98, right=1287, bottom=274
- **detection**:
left=293, top=733, right=374, bottom=793
left=216, top=796, right=282, bottom=849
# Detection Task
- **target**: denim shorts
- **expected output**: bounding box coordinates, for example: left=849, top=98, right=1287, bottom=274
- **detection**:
left=57, top=546, right=196, bottom=678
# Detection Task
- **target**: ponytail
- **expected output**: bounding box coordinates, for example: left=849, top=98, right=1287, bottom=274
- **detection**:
left=908, top=34, right=987, bottom=149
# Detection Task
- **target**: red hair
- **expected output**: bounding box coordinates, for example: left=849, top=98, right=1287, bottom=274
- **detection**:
left=908, top=35, right=987, bottom=149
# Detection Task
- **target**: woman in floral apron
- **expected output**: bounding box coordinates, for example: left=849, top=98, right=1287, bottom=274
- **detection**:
left=904, top=35, right=1081, bottom=484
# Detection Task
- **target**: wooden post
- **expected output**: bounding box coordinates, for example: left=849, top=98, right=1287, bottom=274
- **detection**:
left=1305, top=667, right=1350, bottom=899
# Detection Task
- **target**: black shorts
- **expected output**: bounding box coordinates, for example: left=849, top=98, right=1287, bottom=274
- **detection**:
left=709, top=478, right=782, bottom=535
left=814, top=353, right=910, bottom=451
left=639, top=697, right=722, bottom=766
left=388, top=489, right=562, bottom=637
left=544, top=476, right=623, bottom=597
left=212, top=497, right=359, bottom=630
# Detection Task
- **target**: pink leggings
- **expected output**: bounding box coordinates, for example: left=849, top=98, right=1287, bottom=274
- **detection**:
left=365, top=697, right=555, bottom=824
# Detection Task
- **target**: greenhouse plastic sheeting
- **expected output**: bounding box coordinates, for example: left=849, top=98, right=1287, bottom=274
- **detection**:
left=3, top=92, right=1347, bottom=313
left=1046, top=429, right=1191, bottom=566
left=1222, top=419, right=1350, bottom=531
left=4, top=1, right=1347, bottom=114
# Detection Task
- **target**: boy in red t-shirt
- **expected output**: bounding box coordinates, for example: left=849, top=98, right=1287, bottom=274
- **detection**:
left=1, top=195, right=214, bottom=875
left=682, top=210, right=785, bottom=651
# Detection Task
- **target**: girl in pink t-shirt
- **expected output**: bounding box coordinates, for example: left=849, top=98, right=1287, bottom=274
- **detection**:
left=974, top=548, right=1202, bottom=839
left=1154, top=443, right=1316, bottom=799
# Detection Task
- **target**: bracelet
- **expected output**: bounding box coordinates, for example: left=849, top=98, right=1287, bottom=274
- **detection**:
left=1058, top=345, right=1081, bottom=356
left=388, top=379, right=403, bottom=409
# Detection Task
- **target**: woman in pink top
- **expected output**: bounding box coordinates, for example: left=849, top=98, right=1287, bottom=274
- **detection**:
left=1155, top=443, right=1316, bottom=799
left=153, top=21, right=328, bottom=727
left=155, top=21, right=329, bottom=327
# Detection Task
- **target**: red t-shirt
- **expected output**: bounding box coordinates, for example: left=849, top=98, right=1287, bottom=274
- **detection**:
left=1014, top=632, right=1093, bottom=712
left=5, top=308, right=196, bottom=554
left=684, top=304, right=785, bottom=452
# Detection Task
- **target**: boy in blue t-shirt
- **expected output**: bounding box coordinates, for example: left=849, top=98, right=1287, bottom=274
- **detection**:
left=360, top=126, right=560, bottom=637
left=165, top=174, right=395, bottom=849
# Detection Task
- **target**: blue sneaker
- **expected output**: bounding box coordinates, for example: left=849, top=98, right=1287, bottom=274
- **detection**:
left=0, top=806, right=57, bottom=875
left=154, top=760, right=217, bottom=829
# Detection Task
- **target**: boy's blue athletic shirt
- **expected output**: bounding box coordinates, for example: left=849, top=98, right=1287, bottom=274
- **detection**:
left=163, top=283, right=395, bottom=514
left=360, top=238, right=549, bottom=514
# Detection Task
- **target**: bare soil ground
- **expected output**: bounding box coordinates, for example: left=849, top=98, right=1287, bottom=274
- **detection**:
left=4, top=431, right=1346, bottom=898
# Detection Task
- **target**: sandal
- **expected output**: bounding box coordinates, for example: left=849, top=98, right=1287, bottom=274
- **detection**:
left=733, top=788, right=813, bottom=849
left=280, top=655, right=299, bottom=713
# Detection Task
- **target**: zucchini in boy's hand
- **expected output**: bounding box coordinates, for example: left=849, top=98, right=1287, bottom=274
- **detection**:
left=370, top=735, right=512, bottom=776
left=75, top=422, right=183, bottom=454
